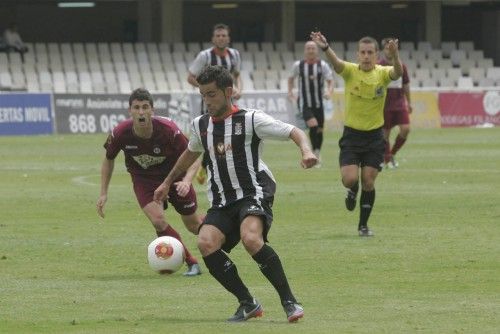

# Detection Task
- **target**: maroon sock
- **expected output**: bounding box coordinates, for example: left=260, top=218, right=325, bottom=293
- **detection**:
left=157, top=226, right=198, bottom=265
left=391, top=135, right=407, bottom=156
left=384, top=139, right=392, bottom=163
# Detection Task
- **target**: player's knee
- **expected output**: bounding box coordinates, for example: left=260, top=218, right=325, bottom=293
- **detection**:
left=361, top=179, right=375, bottom=191
left=241, top=231, right=263, bottom=253
left=197, top=232, right=219, bottom=255
left=342, top=176, right=358, bottom=188
left=401, top=127, right=410, bottom=137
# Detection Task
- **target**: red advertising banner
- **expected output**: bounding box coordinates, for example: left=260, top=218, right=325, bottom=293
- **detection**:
left=438, top=91, right=500, bottom=127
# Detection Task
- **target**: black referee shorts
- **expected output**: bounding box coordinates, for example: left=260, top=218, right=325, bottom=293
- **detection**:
left=203, top=197, right=274, bottom=253
left=338, top=126, right=385, bottom=171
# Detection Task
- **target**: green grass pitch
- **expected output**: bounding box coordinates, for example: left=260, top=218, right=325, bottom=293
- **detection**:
left=0, top=127, right=499, bottom=333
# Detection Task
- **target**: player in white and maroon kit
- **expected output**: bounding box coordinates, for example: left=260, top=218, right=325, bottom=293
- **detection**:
left=379, top=37, right=413, bottom=168
left=96, top=88, right=202, bottom=276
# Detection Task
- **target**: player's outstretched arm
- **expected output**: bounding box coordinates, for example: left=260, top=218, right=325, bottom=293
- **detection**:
left=310, top=31, right=345, bottom=74
left=154, top=149, right=201, bottom=203
left=289, top=127, right=318, bottom=169
left=97, top=157, right=114, bottom=218
left=387, top=39, right=403, bottom=80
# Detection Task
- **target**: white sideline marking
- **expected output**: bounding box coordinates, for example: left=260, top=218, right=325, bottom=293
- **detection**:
left=71, top=174, right=100, bottom=186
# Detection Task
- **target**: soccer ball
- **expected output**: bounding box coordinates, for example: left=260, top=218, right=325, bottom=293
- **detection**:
left=147, top=236, right=185, bottom=274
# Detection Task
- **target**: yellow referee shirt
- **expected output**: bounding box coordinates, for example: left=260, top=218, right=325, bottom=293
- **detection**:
left=340, top=62, right=393, bottom=131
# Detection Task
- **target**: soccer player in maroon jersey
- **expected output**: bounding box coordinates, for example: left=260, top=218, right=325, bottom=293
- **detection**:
left=96, top=88, right=202, bottom=276
left=379, top=37, right=413, bottom=168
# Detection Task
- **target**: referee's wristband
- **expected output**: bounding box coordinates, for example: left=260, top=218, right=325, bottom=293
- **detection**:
left=321, top=44, right=330, bottom=51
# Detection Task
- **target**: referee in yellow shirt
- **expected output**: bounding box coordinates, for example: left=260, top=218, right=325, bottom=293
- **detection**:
left=310, top=31, right=403, bottom=236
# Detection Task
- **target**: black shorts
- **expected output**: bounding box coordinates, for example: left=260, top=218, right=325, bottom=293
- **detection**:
left=203, top=197, right=274, bottom=253
left=302, top=107, right=325, bottom=127
left=338, top=126, right=385, bottom=171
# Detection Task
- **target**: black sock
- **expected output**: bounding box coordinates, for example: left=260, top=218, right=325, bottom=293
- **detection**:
left=317, top=129, right=323, bottom=150
left=309, top=126, right=319, bottom=150
left=349, top=182, right=359, bottom=195
left=359, top=189, right=375, bottom=229
left=203, top=250, right=253, bottom=303
left=252, top=244, right=296, bottom=305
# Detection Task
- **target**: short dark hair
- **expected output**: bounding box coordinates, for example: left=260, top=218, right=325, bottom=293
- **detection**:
left=381, top=37, right=397, bottom=48
left=359, top=36, right=379, bottom=51
left=196, top=65, right=233, bottom=90
left=213, top=23, right=230, bottom=33
left=129, top=88, right=153, bottom=108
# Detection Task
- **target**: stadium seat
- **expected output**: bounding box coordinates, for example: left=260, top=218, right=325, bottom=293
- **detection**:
left=261, top=42, right=274, bottom=52
left=469, top=67, right=486, bottom=85
left=476, top=58, right=493, bottom=69
left=415, top=68, right=431, bottom=81
left=347, top=41, right=358, bottom=51
left=459, top=59, right=475, bottom=76
left=457, top=77, right=473, bottom=89
left=418, top=59, right=435, bottom=69
left=187, top=42, right=201, bottom=53
left=417, top=41, right=432, bottom=52
left=398, top=50, right=410, bottom=61
left=53, top=71, right=67, bottom=93
left=79, top=72, right=93, bottom=93
left=421, top=78, right=438, bottom=88
left=172, top=42, right=187, bottom=53
left=0, top=71, right=13, bottom=89
left=65, top=71, right=79, bottom=93
left=430, top=68, right=446, bottom=80
left=39, top=70, right=53, bottom=91
left=275, top=42, right=289, bottom=52
left=411, top=50, right=426, bottom=62
left=231, top=41, right=245, bottom=52
left=427, top=49, right=442, bottom=61
left=441, top=41, right=456, bottom=58
left=11, top=70, right=26, bottom=90
left=458, top=41, right=474, bottom=52
left=254, top=52, right=268, bottom=70
left=438, top=77, right=454, bottom=88
left=246, top=42, right=260, bottom=52
left=478, top=77, right=494, bottom=87
left=467, top=50, right=484, bottom=62
left=436, top=59, right=453, bottom=70
left=293, top=41, right=306, bottom=52
left=450, top=50, right=467, bottom=66
left=400, top=41, right=415, bottom=52
left=446, top=68, right=462, bottom=84
left=486, top=67, right=500, bottom=81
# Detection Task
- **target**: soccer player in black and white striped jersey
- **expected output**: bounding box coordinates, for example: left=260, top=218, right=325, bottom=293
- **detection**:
left=188, top=23, right=242, bottom=102
left=188, top=23, right=243, bottom=184
left=288, top=41, right=334, bottom=165
left=155, top=66, right=317, bottom=323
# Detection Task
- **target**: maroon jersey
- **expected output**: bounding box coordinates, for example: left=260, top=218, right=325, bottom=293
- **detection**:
left=378, top=58, right=410, bottom=111
left=104, top=116, right=187, bottom=177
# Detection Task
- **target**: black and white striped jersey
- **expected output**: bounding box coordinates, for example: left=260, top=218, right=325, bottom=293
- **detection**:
left=289, top=59, right=333, bottom=110
left=189, top=47, right=242, bottom=76
left=188, top=108, right=294, bottom=208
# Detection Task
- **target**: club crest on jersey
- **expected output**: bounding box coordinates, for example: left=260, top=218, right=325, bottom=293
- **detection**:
left=216, top=142, right=225, bottom=155
left=132, top=154, right=166, bottom=169
left=153, top=146, right=161, bottom=154
left=234, top=122, right=243, bottom=135
left=375, top=86, right=384, bottom=97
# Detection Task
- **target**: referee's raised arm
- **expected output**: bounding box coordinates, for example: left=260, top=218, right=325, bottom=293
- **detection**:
left=310, top=31, right=345, bottom=74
